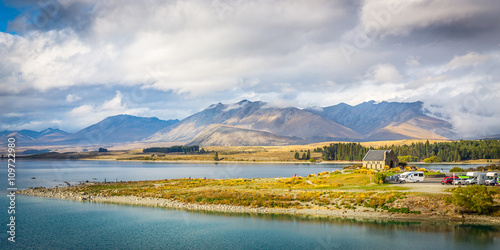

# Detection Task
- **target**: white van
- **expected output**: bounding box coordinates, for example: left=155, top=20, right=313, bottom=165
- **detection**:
left=465, top=172, right=487, bottom=185
left=485, top=172, right=498, bottom=186
left=399, top=172, right=425, bottom=183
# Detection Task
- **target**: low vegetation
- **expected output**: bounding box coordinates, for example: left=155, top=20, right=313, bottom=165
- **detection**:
left=423, top=156, right=442, bottom=163
left=449, top=167, right=465, bottom=172
left=446, top=186, right=495, bottom=215
left=61, top=170, right=419, bottom=211
left=143, top=145, right=201, bottom=154
left=464, top=164, right=500, bottom=171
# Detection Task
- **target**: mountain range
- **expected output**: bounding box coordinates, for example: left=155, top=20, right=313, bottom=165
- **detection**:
left=1, top=100, right=461, bottom=151
left=0, top=115, right=178, bottom=148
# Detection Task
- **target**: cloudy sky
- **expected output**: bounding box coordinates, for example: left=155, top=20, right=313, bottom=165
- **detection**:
left=1, top=0, right=499, bottom=138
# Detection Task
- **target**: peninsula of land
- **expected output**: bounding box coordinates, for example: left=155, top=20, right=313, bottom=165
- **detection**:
left=19, top=170, right=500, bottom=225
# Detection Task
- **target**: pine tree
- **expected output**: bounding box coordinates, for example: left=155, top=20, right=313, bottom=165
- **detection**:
left=214, top=152, right=219, bottom=161
left=294, top=152, right=300, bottom=160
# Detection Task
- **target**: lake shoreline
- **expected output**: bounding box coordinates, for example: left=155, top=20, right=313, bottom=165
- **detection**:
left=16, top=155, right=495, bottom=166
left=19, top=187, right=500, bottom=226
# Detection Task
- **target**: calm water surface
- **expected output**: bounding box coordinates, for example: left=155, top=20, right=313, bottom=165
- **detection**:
left=5, top=159, right=488, bottom=189
left=0, top=160, right=497, bottom=249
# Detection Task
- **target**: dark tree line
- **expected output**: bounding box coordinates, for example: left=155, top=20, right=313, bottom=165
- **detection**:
left=321, top=143, right=369, bottom=161
left=143, top=145, right=200, bottom=153
left=294, top=150, right=311, bottom=160
left=320, top=140, right=500, bottom=162
left=379, top=140, right=500, bottom=162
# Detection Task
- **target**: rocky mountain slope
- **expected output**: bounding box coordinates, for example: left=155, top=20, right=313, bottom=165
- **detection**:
left=148, top=100, right=363, bottom=143
left=308, top=101, right=456, bottom=140
left=186, top=124, right=305, bottom=146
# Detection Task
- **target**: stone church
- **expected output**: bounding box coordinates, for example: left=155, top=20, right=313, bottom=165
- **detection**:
left=362, top=150, right=399, bottom=170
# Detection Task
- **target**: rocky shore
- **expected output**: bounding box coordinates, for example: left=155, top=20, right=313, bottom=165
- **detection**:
left=18, top=187, right=500, bottom=225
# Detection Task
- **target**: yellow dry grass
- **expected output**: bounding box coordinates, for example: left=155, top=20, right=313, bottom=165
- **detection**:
left=84, top=139, right=455, bottom=162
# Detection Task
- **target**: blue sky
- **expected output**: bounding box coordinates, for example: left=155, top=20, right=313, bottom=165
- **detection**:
left=1, top=0, right=500, bottom=138
left=0, top=4, right=20, bottom=32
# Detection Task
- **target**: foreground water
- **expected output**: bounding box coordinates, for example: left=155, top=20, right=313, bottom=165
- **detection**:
left=1, top=160, right=498, bottom=249
left=1, top=195, right=499, bottom=249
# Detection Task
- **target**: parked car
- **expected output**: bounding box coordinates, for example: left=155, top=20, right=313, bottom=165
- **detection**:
left=452, top=177, right=469, bottom=185
left=441, top=176, right=458, bottom=185
left=386, top=174, right=400, bottom=182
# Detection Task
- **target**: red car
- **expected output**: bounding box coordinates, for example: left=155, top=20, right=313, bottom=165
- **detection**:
left=441, top=176, right=458, bottom=185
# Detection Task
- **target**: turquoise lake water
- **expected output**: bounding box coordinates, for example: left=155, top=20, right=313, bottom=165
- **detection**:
left=1, top=160, right=498, bottom=249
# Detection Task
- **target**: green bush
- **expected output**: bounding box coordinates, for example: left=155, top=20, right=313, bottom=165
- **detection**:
left=374, top=173, right=387, bottom=184
left=451, top=186, right=494, bottom=214
left=387, top=207, right=421, bottom=214
left=423, top=156, right=442, bottom=163
left=449, top=166, right=465, bottom=172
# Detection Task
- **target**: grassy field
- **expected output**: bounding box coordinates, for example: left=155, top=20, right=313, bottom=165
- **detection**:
left=55, top=170, right=420, bottom=211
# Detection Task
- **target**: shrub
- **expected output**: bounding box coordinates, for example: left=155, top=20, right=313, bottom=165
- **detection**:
left=374, top=173, right=387, bottom=184
left=424, top=156, right=442, bottom=163
left=389, top=167, right=401, bottom=173
left=451, top=186, right=494, bottom=215
left=449, top=166, right=465, bottom=172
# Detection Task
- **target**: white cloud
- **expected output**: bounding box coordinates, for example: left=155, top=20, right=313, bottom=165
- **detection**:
left=405, top=56, right=420, bottom=67
left=101, top=91, right=126, bottom=110
left=3, top=113, right=24, bottom=118
left=445, top=51, right=490, bottom=71
left=0, top=0, right=354, bottom=96
left=67, top=91, right=145, bottom=130
left=366, top=63, right=402, bottom=83
left=66, top=94, right=82, bottom=103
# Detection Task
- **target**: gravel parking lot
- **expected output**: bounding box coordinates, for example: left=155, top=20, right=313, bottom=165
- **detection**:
left=389, top=177, right=451, bottom=194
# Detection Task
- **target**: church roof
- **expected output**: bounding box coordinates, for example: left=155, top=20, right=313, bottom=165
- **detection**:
left=363, top=150, right=392, bottom=161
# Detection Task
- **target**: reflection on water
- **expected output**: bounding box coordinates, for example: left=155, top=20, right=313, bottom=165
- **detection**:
left=187, top=209, right=500, bottom=245
left=1, top=192, right=499, bottom=249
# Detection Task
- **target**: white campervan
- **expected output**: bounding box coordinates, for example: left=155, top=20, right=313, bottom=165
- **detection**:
left=485, top=172, right=499, bottom=186
left=465, top=172, right=487, bottom=185
left=399, top=172, right=424, bottom=183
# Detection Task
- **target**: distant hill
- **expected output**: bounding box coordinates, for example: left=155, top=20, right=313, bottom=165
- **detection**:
left=66, top=115, right=178, bottom=145
left=148, top=100, right=362, bottom=144
left=0, top=128, right=70, bottom=145
left=482, top=134, right=500, bottom=140
left=0, top=115, right=178, bottom=147
left=186, top=124, right=305, bottom=146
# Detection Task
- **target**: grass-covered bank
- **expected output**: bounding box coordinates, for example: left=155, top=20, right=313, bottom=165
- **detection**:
left=19, top=170, right=500, bottom=224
